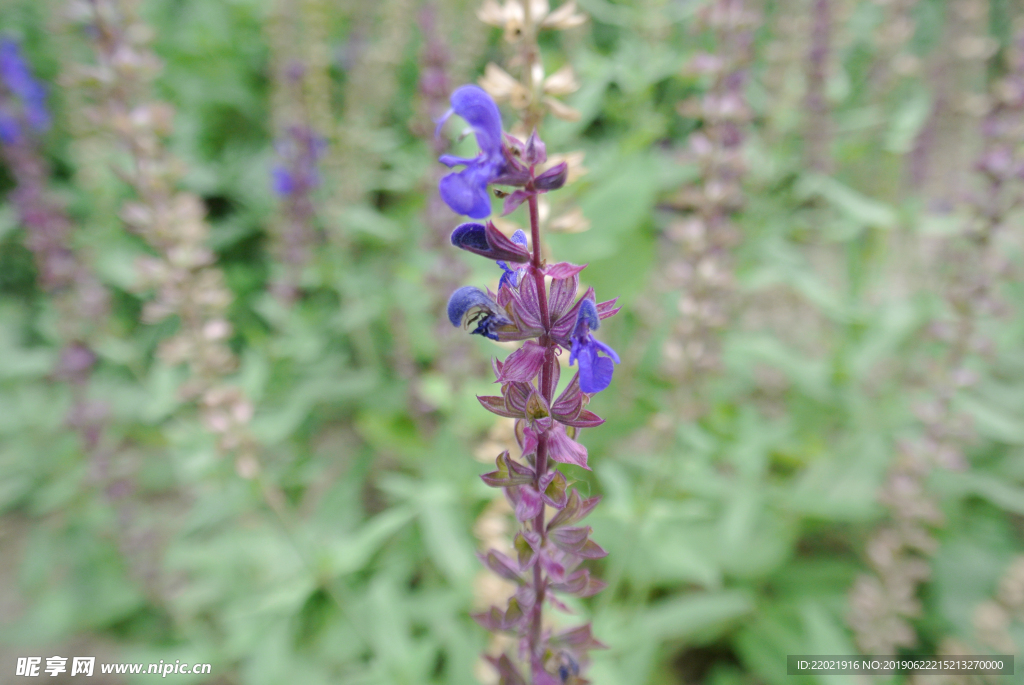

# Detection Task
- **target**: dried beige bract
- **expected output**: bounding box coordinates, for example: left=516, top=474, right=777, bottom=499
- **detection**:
left=479, top=62, right=530, bottom=108
left=540, top=0, right=588, bottom=30
left=478, top=0, right=586, bottom=42
left=541, top=64, right=580, bottom=96
left=479, top=62, right=581, bottom=121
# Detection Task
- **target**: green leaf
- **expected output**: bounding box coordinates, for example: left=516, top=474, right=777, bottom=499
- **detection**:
left=932, top=471, right=1024, bottom=515
left=417, top=485, right=476, bottom=585
left=956, top=393, right=1024, bottom=444
left=93, top=243, right=145, bottom=290
left=557, top=153, right=658, bottom=262
left=342, top=205, right=402, bottom=243
left=621, top=590, right=754, bottom=645
left=0, top=205, right=18, bottom=241
left=885, top=87, right=933, bottom=153
left=140, top=362, right=187, bottom=422
left=796, top=174, right=898, bottom=229
left=253, top=369, right=377, bottom=444
left=323, top=506, right=417, bottom=577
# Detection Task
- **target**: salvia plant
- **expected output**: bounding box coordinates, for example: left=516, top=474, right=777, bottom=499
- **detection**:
left=439, top=84, right=616, bottom=684
left=270, top=119, right=325, bottom=302
left=804, top=0, right=832, bottom=172
left=662, top=0, right=755, bottom=389
left=0, top=37, right=109, bottom=448
left=414, top=7, right=478, bottom=386
left=73, top=0, right=257, bottom=469
left=964, top=555, right=1024, bottom=655
left=848, top=25, right=1024, bottom=655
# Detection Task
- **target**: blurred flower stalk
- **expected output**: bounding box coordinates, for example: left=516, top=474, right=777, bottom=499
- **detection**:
left=849, top=25, right=1024, bottom=655
left=869, top=0, right=919, bottom=90
left=69, top=0, right=257, bottom=472
left=965, top=556, right=1024, bottom=656
left=266, top=0, right=329, bottom=302
left=478, top=0, right=586, bottom=132
left=440, top=82, right=616, bottom=683
left=905, top=556, right=1024, bottom=685
left=414, top=4, right=477, bottom=392
left=661, top=0, right=755, bottom=394
left=804, top=0, right=832, bottom=172
left=270, top=117, right=324, bottom=302
left=0, top=37, right=109, bottom=448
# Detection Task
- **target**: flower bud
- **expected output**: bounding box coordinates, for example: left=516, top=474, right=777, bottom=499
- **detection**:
left=534, top=162, right=568, bottom=191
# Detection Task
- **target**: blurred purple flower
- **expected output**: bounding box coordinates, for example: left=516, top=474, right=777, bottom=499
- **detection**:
left=271, top=166, right=295, bottom=195
left=0, top=37, right=50, bottom=134
left=0, top=110, right=18, bottom=144
left=56, top=341, right=98, bottom=384
left=271, top=125, right=324, bottom=197
left=268, top=123, right=326, bottom=301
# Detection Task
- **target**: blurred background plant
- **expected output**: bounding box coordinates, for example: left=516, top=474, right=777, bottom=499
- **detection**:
left=0, top=0, right=1023, bottom=683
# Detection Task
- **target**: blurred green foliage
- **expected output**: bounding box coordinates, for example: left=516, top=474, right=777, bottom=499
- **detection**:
left=1, top=0, right=1023, bottom=683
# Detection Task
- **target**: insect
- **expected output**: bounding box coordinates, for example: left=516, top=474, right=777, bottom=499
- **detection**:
left=556, top=651, right=580, bottom=683
left=448, top=286, right=513, bottom=341
left=463, top=305, right=507, bottom=340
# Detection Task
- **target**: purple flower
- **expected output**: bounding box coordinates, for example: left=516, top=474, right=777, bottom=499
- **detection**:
left=0, top=38, right=49, bottom=133
left=0, top=110, right=18, bottom=144
left=497, top=229, right=528, bottom=290
left=271, top=166, right=294, bottom=195
left=569, top=299, right=620, bottom=393
left=437, top=85, right=505, bottom=218
left=450, top=221, right=530, bottom=263
left=271, top=125, right=324, bottom=197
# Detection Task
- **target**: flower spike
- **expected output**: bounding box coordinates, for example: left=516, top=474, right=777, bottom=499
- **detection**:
left=438, top=79, right=615, bottom=684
